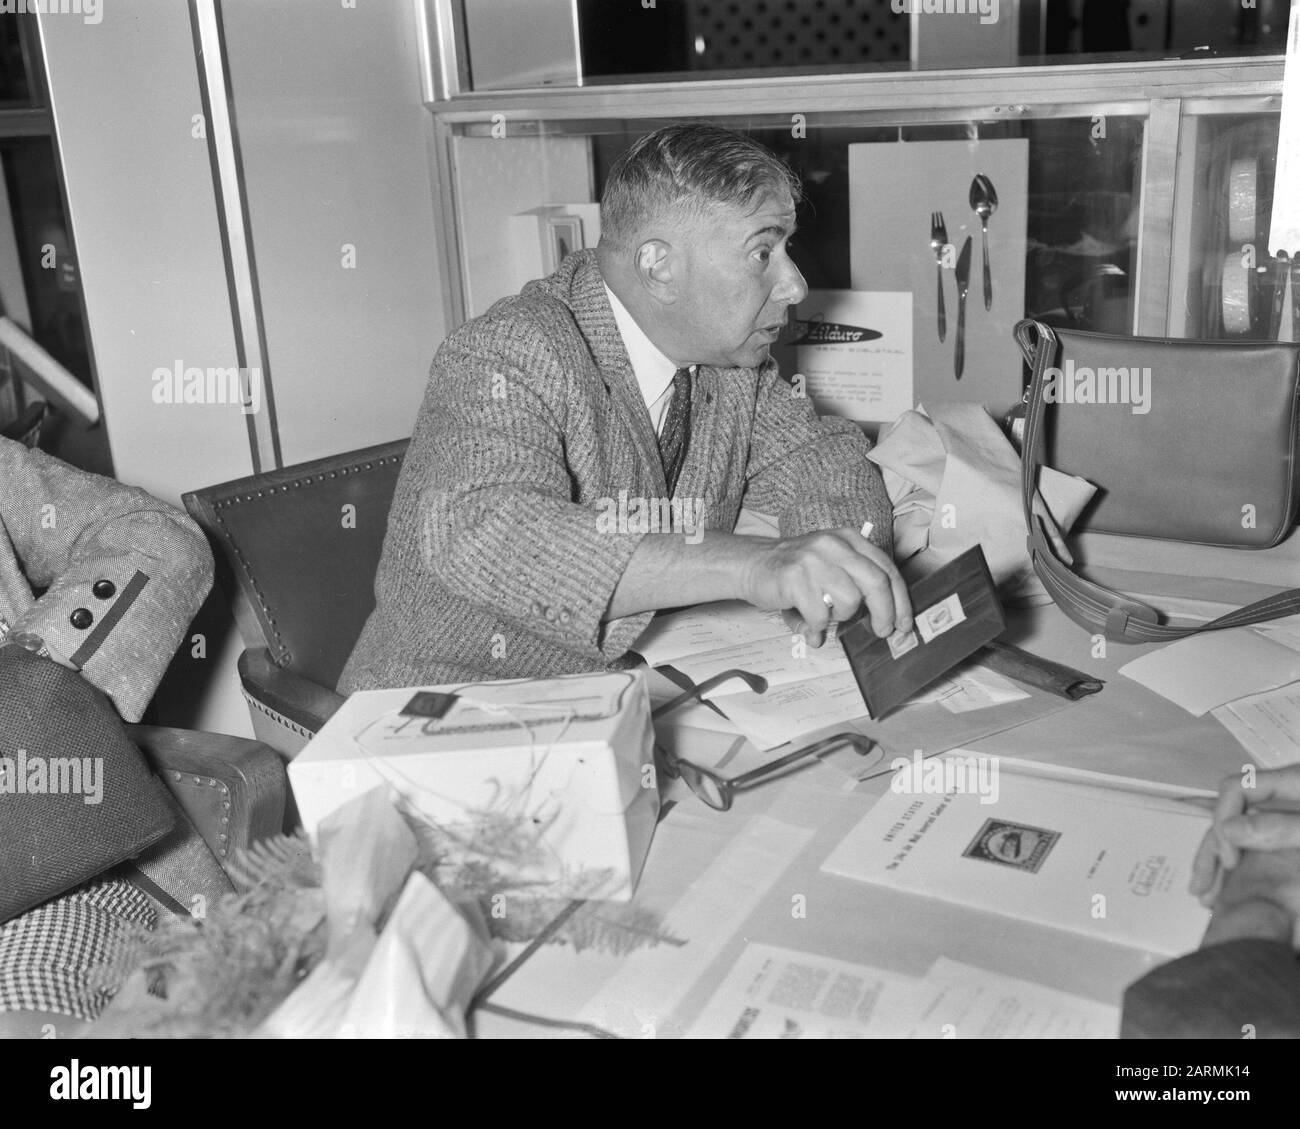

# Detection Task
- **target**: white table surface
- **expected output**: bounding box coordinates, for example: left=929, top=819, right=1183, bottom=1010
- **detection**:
left=474, top=600, right=1272, bottom=1038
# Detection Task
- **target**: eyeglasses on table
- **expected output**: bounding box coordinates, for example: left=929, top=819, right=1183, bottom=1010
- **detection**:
left=651, top=668, right=882, bottom=812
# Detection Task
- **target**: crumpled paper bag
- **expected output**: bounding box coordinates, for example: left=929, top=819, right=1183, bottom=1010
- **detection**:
left=868, top=402, right=1096, bottom=603
left=259, top=786, right=495, bottom=1039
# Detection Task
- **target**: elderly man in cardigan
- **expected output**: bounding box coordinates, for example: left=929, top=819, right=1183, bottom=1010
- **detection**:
left=341, top=123, right=910, bottom=692
left=0, top=434, right=212, bottom=1032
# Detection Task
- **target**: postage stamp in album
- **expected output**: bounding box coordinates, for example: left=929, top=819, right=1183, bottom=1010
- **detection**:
left=916, top=592, right=967, bottom=643
left=887, top=627, right=920, bottom=659
left=963, top=818, right=1061, bottom=874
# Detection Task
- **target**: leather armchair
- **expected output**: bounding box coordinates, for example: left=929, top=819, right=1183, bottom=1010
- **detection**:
left=183, top=440, right=407, bottom=759
left=130, top=724, right=287, bottom=866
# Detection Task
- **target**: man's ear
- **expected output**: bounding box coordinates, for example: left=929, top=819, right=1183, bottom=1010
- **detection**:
left=634, top=239, right=676, bottom=303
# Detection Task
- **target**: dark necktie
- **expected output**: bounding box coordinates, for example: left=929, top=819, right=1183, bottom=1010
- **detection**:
left=657, top=366, right=693, bottom=496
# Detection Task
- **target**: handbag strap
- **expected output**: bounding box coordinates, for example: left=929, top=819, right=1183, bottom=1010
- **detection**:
left=1015, top=318, right=1300, bottom=642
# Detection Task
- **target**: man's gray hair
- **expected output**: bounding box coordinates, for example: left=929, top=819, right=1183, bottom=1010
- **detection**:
left=600, top=123, right=801, bottom=250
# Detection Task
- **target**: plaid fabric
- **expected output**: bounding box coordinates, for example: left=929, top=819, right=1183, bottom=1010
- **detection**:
left=0, top=878, right=155, bottom=1019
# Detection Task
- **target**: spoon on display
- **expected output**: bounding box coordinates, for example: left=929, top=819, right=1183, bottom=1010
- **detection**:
left=970, top=173, right=998, bottom=311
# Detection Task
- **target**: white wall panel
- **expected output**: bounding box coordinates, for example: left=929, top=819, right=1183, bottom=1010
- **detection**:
left=453, top=134, right=593, bottom=316
left=37, top=3, right=255, bottom=502
left=220, top=0, right=448, bottom=466
left=38, top=3, right=257, bottom=737
left=38, top=1, right=452, bottom=736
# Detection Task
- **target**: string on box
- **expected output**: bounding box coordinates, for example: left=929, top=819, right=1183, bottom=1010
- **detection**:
left=353, top=687, right=579, bottom=828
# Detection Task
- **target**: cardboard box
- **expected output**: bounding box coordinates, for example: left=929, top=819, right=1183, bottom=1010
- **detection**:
left=289, top=671, right=659, bottom=901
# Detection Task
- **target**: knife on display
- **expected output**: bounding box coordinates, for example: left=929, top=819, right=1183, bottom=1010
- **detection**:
left=954, top=235, right=972, bottom=380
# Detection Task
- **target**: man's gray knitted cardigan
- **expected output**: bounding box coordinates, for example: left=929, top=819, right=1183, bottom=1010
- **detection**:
left=339, top=250, right=893, bottom=692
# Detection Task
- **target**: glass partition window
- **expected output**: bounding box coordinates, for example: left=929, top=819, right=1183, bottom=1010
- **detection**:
left=450, top=113, right=1145, bottom=418
left=433, top=0, right=1289, bottom=427
left=592, top=117, right=1142, bottom=328
left=455, top=0, right=1292, bottom=91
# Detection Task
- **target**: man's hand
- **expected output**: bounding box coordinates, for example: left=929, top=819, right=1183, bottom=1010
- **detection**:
left=1190, top=765, right=1300, bottom=907
left=1200, top=846, right=1300, bottom=950
left=741, top=527, right=912, bottom=645
left=607, top=527, right=911, bottom=635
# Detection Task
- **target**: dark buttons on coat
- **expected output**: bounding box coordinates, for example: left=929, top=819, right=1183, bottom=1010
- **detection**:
left=92, top=579, right=116, bottom=600
left=70, top=608, right=94, bottom=630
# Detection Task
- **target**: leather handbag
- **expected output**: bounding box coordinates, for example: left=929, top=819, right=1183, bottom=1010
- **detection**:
left=1014, top=318, right=1300, bottom=642
left=1014, top=319, right=1300, bottom=547
left=0, top=645, right=176, bottom=924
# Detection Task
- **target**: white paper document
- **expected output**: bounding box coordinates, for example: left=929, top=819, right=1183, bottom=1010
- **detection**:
left=915, top=665, right=1029, bottom=714
left=632, top=601, right=785, bottom=668
left=923, top=957, right=1118, bottom=1039
left=1212, top=681, right=1300, bottom=768
left=634, top=604, right=865, bottom=750
left=820, top=773, right=1212, bottom=955
left=686, top=944, right=938, bottom=1038
left=704, top=670, right=870, bottom=751
left=686, top=943, right=1117, bottom=1038
left=579, top=818, right=815, bottom=1038
left=636, top=603, right=1040, bottom=751
left=789, top=289, right=913, bottom=425
left=666, top=630, right=851, bottom=693
left=1119, top=622, right=1300, bottom=716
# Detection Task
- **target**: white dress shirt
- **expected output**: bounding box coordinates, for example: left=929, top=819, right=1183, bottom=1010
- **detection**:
left=605, top=284, right=692, bottom=437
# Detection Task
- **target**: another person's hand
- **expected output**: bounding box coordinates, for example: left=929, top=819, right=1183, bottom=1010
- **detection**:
left=1190, top=764, right=1300, bottom=908
left=742, top=527, right=912, bottom=646
left=1200, top=846, right=1300, bottom=950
